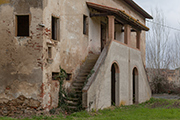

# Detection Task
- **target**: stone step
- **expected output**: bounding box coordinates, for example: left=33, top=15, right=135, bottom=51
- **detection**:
left=75, top=90, right=82, bottom=93
left=80, top=69, right=92, bottom=73
left=78, top=72, right=89, bottom=76
left=76, top=76, right=87, bottom=80
left=77, top=74, right=88, bottom=77
left=82, top=67, right=94, bottom=71
left=81, top=68, right=94, bottom=72
left=75, top=79, right=86, bottom=83
left=65, top=97, right=79, bottom=101
left=81, top=65, right=94, bottom=70
left=72, top=93, right=81, bottom=98
left=81, top=66, right=94, bottom=70
left=78, top=72, right=90, bottom=76
left=84, top=59, right=97, bottom=63
left=72, top=82, right=84, bottom=87
left=72, top=85, right=82, bottom=90
left=85, top=60, right=97, bottom=63
left=65, top=100, right=79, bottom=106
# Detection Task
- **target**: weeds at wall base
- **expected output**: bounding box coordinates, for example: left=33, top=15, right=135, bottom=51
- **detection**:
left=50, top=66, right=84, bottom=114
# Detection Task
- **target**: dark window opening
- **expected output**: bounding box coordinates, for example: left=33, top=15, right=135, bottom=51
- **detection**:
left=114, top=31, right=116, bottom=40
left=111, top=64, right=116, bottom=106
left=52, top=72, right=59, bottom=80
left=83, top=15, right=88, bottom=35
left=17, top=15, right=29, bottom=36
left=133, top=70, right=136, bottom=103
left=114, top=23, right=116, bottom=40
left=48, top=47, right=52, bottom=58
left=133, top=68, right=138, bottom=104
left=101, top=23, right=106, bottom=51
left=52, top=16, right=59, bottom=40
left=66, top=73, right=72, bottom=81
left=52, top=72, right=71, bottom=81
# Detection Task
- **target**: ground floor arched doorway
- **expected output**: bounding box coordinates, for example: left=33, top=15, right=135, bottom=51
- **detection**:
left=132, top=67, right=138, bottom=104
left=111, top=63, right=119, bottom=106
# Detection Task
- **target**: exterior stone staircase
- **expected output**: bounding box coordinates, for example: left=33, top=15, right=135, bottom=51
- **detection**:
left=66, top=54, right=99, bottom=111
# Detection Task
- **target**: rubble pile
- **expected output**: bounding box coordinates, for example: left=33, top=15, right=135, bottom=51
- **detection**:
left=0, top=95, right=42, bottom=117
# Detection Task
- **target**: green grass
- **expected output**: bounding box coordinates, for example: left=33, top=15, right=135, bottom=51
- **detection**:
left=1, top=98, right=180, bottom=120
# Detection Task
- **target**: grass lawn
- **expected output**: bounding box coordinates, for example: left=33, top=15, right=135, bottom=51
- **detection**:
left=1, top=98, right=180, bottom=120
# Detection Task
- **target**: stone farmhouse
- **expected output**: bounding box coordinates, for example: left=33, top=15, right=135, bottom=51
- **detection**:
left=0, top=0, right=152, bottom=111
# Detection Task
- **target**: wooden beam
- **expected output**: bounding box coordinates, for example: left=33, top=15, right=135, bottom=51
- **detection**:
left=121, top=29, right=137, bottom=32
left=90, top=13, right=109, bottom=17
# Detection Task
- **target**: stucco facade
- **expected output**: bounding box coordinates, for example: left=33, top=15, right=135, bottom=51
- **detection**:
left=84, top=41, right=151, bottom=110
left=0, top=0, right=152, bottom=111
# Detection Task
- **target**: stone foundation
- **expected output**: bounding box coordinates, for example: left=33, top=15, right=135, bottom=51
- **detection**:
left=0, top=95, right=42, bottom=117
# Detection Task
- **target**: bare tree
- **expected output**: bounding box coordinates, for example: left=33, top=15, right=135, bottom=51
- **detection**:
left=146, top=8, right=172, bottom=70
left=170, top=32, right=180, bottom=69
left=146, top=8, right=173, bottom=93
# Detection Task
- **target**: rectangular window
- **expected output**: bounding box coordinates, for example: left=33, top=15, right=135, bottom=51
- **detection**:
left=52, top=16, right=59, bottom=40
left=66, top=73, right=72, bottom=81
left=83, top=15, right=88, bottom=35
left=17, top=15, right=29, bottom=36
left=48, top=47, right=52, bottom=58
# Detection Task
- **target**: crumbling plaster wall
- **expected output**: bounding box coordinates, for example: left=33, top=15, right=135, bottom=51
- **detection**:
left=0, top=0, right=148, bottom=109
left=41, top=0, right=91, bottom=109
left=0, top=0, right=44, bottom=103
left=41, top=0, right=147, bottom=80
left=40, top=0, right=147, bottom=109
left=87, top=41, right=151, bottom=110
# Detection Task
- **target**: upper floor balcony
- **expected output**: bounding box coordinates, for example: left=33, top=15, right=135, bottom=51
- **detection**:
left=87, top=2, right=151, bottom=52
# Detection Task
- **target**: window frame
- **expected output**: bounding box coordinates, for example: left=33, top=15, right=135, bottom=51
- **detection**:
left=47, top=42, right=54, bottom=64
left=83, top=15, right=88, bottom=35
left=15, top=14, right=31, bottom=37
left=51, top=15, right=60, bottom=41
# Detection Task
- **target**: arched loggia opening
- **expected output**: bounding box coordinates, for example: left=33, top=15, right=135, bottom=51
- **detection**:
left=132, top=67, right=138, bottom=104
left=111, top=63, right=119, bottom=106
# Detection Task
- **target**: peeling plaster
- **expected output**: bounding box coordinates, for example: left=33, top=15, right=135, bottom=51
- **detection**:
left=0, top=0, right=148, bottom=110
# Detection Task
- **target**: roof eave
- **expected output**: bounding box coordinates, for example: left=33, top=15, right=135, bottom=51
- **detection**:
left=123, top=0, right=153, bottom=19
left=87, top=2, right=150, bottom=31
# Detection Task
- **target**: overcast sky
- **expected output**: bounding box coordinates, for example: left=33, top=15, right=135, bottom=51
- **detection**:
left=133, top=0, right=180, bottom=32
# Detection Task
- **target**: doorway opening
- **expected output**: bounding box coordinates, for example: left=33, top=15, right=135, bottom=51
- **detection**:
left=101, top=23, right=106, bottom=51
left=133, top=67, right=138, bottom=104
left=111, top=63, right=119, bottom=106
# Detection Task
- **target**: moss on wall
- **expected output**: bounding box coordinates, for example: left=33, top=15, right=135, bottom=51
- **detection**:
left=0, top=0, right=10, bottom=5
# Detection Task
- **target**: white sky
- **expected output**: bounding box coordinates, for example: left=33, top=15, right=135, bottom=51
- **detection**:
left=133, top=0, right=180, bottom=31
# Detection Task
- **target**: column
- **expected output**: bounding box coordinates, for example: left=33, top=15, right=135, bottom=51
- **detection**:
left=108, top=15, right=115, bottom=41
left=136, top=31, right=141, bottom=50
left=124, top=24, right=131, bottom=45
